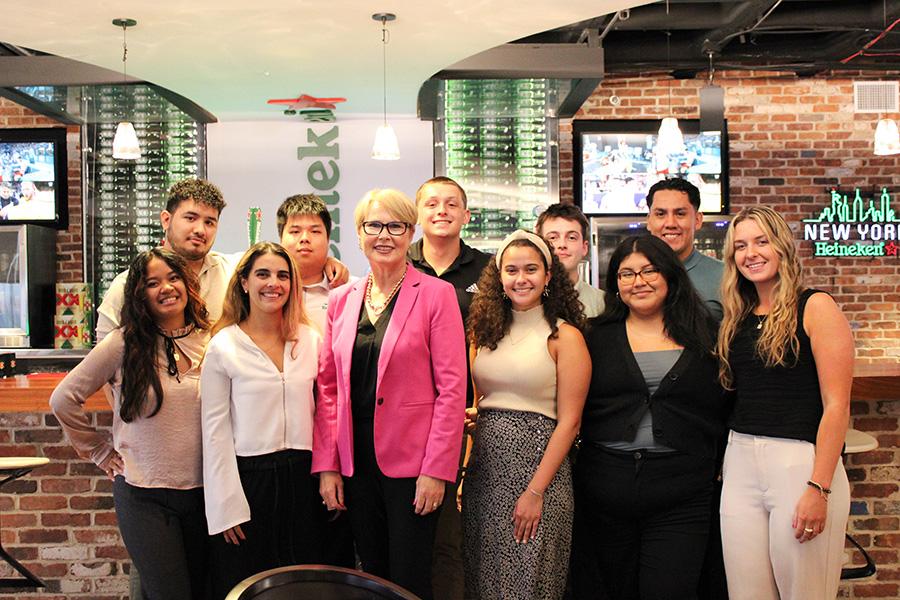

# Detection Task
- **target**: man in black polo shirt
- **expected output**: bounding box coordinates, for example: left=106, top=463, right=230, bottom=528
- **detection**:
left=408, top=176, right=490, bottom=600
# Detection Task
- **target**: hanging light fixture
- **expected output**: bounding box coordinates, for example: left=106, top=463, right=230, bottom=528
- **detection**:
left=657, top=31, right=685, bottom=156
left=874, top=118, right=900, bottom=155
left=371, top=13, right=400, bottom=160
left=112, top=18, right=141, bottom=160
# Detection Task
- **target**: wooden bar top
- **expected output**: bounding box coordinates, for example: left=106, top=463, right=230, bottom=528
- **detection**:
left=0, top=374, right=109, bottom=412
left=0, top=361, right=897, bottom=413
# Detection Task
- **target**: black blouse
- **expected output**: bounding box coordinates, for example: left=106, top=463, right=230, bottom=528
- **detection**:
left=349, top=294, right=399, bottom=423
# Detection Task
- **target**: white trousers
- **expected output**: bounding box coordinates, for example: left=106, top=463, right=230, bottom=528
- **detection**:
left=720, top=431, right=850, bottom=600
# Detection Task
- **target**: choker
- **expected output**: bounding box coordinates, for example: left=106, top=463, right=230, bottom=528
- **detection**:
left=158, top=325, right=195, bottom=382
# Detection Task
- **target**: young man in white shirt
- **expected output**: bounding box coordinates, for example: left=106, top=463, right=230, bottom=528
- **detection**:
left=535, top=203, right=606, bottom=318
left=276, top=193, right=355, bottom=569
left=277, top=194, right=346, bottom=332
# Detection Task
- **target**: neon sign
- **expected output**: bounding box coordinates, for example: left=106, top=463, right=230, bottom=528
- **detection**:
left=803, top=188, right=900, bottom=258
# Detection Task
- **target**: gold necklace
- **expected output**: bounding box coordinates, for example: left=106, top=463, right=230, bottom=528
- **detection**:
left=366, top=269, right=406, bottom=315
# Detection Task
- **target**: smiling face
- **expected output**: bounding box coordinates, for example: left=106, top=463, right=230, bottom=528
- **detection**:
left=143, top=257, right=188, bottom=328
left=280, top=214, right=329, bottom=283
left=417, top=182, right=470, bottom=240
left=539, top=216, right=588, bottom=277
left=616, top=251, right=668, bottom=318
left=500, top=243, right=551, bottom=311
left=240, top=252, right=292, bottom=316
left=647, top=189, right=703, bottom=261
left=160, top=199, right=220, bottom=263
left=732, top=218, right=781, bottom=289
left=359, top=201, right=414, bottom=270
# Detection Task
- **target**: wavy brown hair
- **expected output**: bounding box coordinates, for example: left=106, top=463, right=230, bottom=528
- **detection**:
left=212, top=242, right=308, bottom=340
left=120, top=248, right=209, bottom=423
left=467, top=238, right=585, bottom=350
left=717, top=206, right=804, bottom=388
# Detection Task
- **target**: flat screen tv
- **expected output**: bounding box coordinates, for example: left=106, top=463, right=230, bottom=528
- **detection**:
left=0, top=128, right=68, bottom=228
left=573, top=119, right=729, bottom=216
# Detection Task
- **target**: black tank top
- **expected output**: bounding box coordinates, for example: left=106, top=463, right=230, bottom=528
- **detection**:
left=728, top=289, right=824, bottom=444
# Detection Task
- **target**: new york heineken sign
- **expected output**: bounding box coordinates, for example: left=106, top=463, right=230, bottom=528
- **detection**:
left=803, top=188, right=900, bottom=258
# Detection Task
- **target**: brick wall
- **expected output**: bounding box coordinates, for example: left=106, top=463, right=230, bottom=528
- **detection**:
left=561, top=71, right=900, bottom=599
left=0, top=97, right=83, bottom=283
left=0, top=411, right=128, bottom=598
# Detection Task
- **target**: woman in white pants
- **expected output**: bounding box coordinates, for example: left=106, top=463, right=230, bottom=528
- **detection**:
left=716, top=206, right=852, bottom=600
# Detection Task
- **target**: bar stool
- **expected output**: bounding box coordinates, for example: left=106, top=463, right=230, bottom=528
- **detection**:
left=0, top=456, right=49, bottom=588
left=841, top=429, right=878, bottom=580
left=225, top=565, right=422, bottom=600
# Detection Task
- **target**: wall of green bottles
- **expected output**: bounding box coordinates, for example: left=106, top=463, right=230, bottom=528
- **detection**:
left=87, top=85, right=205, bottom=297
left=440, top=79, right=558, bottom=249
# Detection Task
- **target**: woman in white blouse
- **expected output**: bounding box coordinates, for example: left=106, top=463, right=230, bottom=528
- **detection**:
left=201, top=242, right=322, bottom=597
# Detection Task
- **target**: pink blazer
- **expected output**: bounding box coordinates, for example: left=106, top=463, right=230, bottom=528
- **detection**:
left=312, top=265, right=466, bottom=483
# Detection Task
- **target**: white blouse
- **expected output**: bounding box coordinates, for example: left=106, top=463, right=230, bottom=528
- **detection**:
left=201, top=323, right=321, bottom=535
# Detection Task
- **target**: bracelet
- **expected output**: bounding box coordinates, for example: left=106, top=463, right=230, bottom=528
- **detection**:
left=527, top=487, right=544, bottom=498
left=807, top=479, right=831, bottom=499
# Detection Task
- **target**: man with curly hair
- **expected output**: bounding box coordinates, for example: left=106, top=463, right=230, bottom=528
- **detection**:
left=96, top=178, right=230, bottom=341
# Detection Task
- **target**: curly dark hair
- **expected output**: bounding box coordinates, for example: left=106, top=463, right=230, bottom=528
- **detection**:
left=467, top=237, right=585, bottom=350
left=165, top=178, right=226, bottom=215
left=597, top=235, right=716, bottom=354
left=120, top=248, right=210, bottom=423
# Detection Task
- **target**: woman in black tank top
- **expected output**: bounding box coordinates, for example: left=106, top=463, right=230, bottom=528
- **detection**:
left=716, top=206, right=853, bottom=600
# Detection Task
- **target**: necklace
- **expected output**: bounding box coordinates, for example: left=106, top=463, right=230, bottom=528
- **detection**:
left=755, top=314, right=766, bottom=330
left=366, top=268, right=406, bottom=316
left=158, top=325, right=195, bottom=382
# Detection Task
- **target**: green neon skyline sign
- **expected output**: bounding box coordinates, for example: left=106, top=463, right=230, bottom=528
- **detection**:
left=802, top=188, right=900, bottom=258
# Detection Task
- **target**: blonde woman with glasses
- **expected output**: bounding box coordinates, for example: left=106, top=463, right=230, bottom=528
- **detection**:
left=717, top=206, right=853, bottom=600
left=313, top=189, right=466, bottom=600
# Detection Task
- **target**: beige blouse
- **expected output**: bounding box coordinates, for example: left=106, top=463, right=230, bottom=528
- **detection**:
left=473, top=305, right=560, bottom=420
left=50, top=326, right=209, bottom=489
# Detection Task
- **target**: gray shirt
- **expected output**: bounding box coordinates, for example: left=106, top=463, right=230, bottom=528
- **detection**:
left=683, top=249, right=724, bottom=321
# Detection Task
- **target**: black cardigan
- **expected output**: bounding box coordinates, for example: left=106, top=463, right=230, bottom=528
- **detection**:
left=582, top=319, right=730, bottom=460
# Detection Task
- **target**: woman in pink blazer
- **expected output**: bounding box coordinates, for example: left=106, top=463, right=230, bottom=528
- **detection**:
left=313, top=188, right=466, bottom=600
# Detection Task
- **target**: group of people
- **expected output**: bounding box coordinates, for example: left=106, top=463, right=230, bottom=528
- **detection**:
left=49, top=175, right=854, bottom=600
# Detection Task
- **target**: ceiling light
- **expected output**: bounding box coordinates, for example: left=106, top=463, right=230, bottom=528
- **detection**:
left=874, top=118, right=900, bottom=155
left=658, top=31, right=684, bottom=155
left=372, top=13, right=399, bottom=160
left=111, top=18, right=140, bottom=160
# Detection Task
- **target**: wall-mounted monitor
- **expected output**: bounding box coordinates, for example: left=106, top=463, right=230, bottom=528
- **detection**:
left=0, top=128, right=69, bottom=229
left=573, top=119, right=729, bottom=216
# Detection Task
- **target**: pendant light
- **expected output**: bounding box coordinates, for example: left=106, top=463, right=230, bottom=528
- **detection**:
left=371, top=13, right=400, bottom=160
left=657, top=31, right=685, bottom=155
left=874, top=118, right=900, bottom=155
left=112, top=18, right=141, bottom=160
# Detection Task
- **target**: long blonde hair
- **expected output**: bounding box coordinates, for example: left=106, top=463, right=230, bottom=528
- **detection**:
left=717, top=206, right=804, bottom=388
left=213, top=242, right=308, bottom=340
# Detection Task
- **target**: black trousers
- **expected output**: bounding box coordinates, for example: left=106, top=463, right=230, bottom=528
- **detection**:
left=572, top=445, right=715, bottom=600
left=112, top=477, right=208, bottom=600
left=346, top=420, right=440, bottom=600
left=209, top=449, right=322, bottom=600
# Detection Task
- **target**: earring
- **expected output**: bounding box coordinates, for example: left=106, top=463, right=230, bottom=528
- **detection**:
left=542, top=286, right=550, bottom=297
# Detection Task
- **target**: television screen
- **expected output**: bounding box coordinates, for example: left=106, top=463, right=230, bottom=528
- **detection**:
left=0, top=129, right=68, bottom=228
left=574, top=120, right=728, bottom=216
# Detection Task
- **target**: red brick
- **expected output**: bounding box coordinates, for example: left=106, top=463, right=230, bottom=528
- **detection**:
left=18, top=529, right=68, bottom=543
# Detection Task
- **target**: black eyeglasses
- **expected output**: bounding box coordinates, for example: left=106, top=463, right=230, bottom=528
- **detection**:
left=362, top=221, right=410, bottom=236
left=617, top=267, right=661, bottom=284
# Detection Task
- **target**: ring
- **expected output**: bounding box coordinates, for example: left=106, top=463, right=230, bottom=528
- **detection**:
left=804, top=527, right=814, bottom=533
left=432, top=503, right=438, bottom=509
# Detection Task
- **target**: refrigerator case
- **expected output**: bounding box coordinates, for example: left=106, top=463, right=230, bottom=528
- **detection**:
left=589, top=216, right=731, bottom=290
left=0, top=225, right=57, bottom=347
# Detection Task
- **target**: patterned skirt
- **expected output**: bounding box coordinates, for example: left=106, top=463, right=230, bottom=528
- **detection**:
left=462, top=409, right=573, bottom=600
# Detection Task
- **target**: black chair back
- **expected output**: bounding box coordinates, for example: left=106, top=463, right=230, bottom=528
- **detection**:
left=226, top=565, right=422, bottom=600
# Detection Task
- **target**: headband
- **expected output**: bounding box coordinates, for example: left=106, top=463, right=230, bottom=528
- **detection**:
left=494, top=230, right=553, bottom=269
